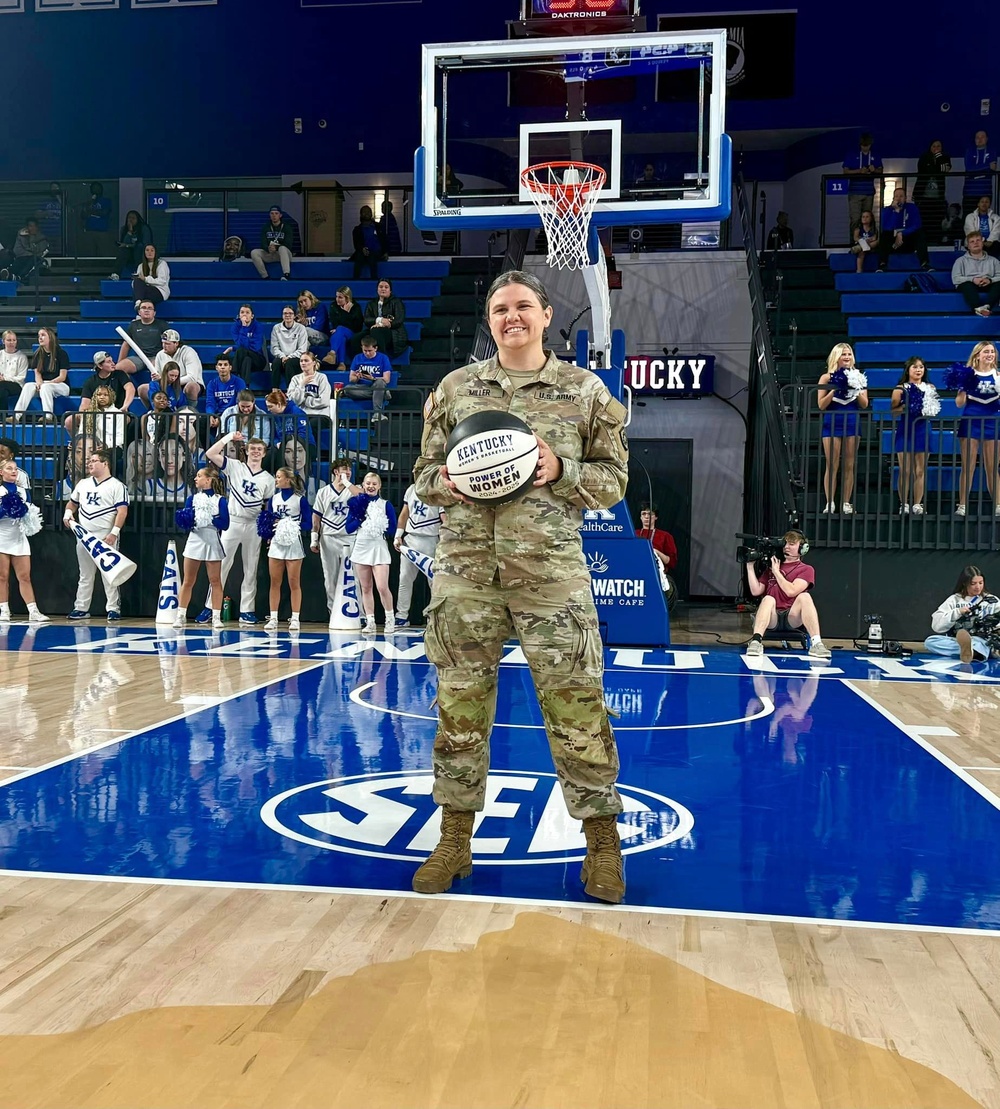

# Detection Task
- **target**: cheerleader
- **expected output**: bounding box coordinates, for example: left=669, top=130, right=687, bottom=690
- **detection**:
left=0, top=459, right=47, bottom=623
left=817, top=343, right=868, bottom=514
left=949, top=341, right=1000, bottom=516
left=346, top=471, right=397, bottom=637
left=174, top=466, right=230, bottom=629
left=890, top=356, right=940, bottom=515
left=259, top=467, right=312, bottom=631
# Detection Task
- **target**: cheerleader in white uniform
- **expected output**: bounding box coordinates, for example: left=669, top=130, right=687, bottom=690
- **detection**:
left=0, top=459, right=47, bottom=623
left=346, top=471, right=398, bottom=636
left=174, top=466, right=230, bottom=629
left=262, top=468, right=312, bottom=631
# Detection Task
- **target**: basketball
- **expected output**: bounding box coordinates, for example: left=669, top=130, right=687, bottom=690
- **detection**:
left=444, top=411, right=540, bottom=505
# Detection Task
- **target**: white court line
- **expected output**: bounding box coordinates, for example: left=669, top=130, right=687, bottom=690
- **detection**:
left=0, top=766, right=33, bottom=771
left=961, top=766, right=1000, bottom=771
left=348, top=680, right=775, bottom=731
left=1, top=866, right=999, bottom=939
left=842, top=679, right=1000, bottom=811
left=0, top=659, right=333, bottom=788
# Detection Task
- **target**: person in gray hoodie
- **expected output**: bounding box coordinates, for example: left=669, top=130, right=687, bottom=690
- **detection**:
left=952, top=230, right=1000, bottom=316
left=11, top=219, right=49, bottom=281
left=269, top=305, right=309, bottom=389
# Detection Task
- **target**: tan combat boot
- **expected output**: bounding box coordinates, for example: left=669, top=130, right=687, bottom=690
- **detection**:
left=581, top=815, right=625, bottom=904
left=412, top=807, right=475, bottom=894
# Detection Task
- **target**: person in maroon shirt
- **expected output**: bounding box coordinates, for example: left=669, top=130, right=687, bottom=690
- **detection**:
left=744, top=530, right=831, bottom=659
left=637, top=505, right=678, bottom=578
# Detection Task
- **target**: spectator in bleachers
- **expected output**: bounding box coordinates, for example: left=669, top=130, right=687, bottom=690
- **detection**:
left=40, top=182, right=62, bottom=246
left=843, top=132, right=882, bottom=234
left=350, top=206, right=386, bottom=280
left=817, top=342, right=868, bottom=515
left=111, top=211, right=152, bottom=281
left=145, top=435, right=196, bottom=504
left=220, top=389, right=271, bottom=446
left=963, top=131, right=997, bottom=218
left=942, top=203, right=964, bottom=245
left=952, top=231, right=1000, bottom=316
left=876, top=188, right=932, bottom=272
left=220, top=235, right=244, bottom=262
left=765, top=211, right=793, bottom=251
left=363, top=278, right=408, bottom=359
left=0, top=331, right=28, bottom=412
left=250, top=207, right=293, bottom=281
left=116, top=300, right=169, bottom=386
left=850, top=210, right=879, bottom=272
left=891, top=357, right=939, bottom=517
left=954, top=341, right=1000, bottom=517
left=295, top=290, right=330, bottom=351
left=14, top=327, right=69, bottom=422
left=205, top=354, right=246, bottom=436
left=64, top=352, right=136, bottom=437
left=287, top=350, right=332, bottom=414
left=69, top=383, right=126, bottom=467
left=225, top=304, right=268, bottom=387
left=269, top=305, right=308, bottom=390
left=914, top=140, right=951, bottom=239
left=345, top=336, right=393, bottom=424
left=149, top=362, right=188, bottom=410
left=148, top=328, right=202, bottom=408
left=82, top=182, right=112, bottom=239
left=963, top=197, right=1000, bottom=259
left=326, top=286, right=364, bottom=369
left=263, top=389, right=314, bottom=473
left=132, top=244, right=171, bottom=310
left=378, top=201, right=402, bottom=256
left=11, top=218, right=50, bottom=283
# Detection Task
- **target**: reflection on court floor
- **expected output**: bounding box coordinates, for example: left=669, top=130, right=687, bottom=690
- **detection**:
left=1, top=623, right=1000, bottom=933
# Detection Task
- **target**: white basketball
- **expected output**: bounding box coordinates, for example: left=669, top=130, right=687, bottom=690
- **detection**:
left=444, top=411, right=540, bottom=505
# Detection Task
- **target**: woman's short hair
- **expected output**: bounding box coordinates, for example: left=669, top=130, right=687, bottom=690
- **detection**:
left=266, top=389, right=287, bottom=407
left=485, top=270, right=551, bottom=317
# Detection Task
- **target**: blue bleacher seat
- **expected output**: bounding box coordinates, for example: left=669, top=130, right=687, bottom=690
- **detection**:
left=849, top=317, right=993, bottom=338
left=57, top=319, right=423, bottom=342
left=0, top=280, right=17, bottom=299
left=101, top=278, right=442, bottom=300
left=836, top=272, right=957, bottom=293
left=17, top=457, right=57, bottom=482
left=841, top=293, right=967, bottom=315
left=854, top=341, right=973, bottom=364
left=82, top=299, right=433, bottom=322
left=166, top=260, right=450, bottom=280
left=829, top=250, right=961, bottom=274
left=1, top=422, right=66, bottom=447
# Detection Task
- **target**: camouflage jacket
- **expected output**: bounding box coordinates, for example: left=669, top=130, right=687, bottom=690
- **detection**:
left=414, top=351, right=628, bottom=587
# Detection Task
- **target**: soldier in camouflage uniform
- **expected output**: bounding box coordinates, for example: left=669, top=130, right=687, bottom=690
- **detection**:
left=411, top=270, right=630, bottom=903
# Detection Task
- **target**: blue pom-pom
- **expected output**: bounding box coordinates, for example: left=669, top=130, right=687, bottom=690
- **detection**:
left=906, top=383, right=924, bottom=419
left=944, top=362, right=976, bottom=393
left=175, top=506, right=195, bottom=531
left=257, top=507, right=277, bottom=540
left=0, top=490, right=27, bottom=520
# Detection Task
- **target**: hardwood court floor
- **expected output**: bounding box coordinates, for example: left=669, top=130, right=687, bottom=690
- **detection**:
left=0, top=612, right=996, bottom=1109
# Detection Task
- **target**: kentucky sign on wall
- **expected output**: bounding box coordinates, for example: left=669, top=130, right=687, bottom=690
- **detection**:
left=626, top=355, right=715, bottom=396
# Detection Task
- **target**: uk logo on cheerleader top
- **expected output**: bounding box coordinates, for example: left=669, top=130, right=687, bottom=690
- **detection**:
left=260, top=770, right=693, bottom=864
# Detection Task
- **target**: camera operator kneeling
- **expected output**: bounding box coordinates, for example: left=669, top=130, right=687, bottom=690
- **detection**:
left=745, top=531, right=832, bottom=660
left=926, top=565, right=1000, bottom=663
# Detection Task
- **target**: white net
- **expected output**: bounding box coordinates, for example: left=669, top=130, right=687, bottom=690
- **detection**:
left=520, top=161, right=607, bottom=271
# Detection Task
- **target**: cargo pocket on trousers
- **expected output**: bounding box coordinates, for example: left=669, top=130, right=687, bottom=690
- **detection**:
left=565, top=602, right=603, bottom=676
left=423, top=595, right=456, bottom=669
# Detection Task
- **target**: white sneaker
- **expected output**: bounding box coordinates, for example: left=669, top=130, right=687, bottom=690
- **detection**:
left=264, top=615, right=279, bottom=631
left=746, top=639, right=764, bottom=657
left=28, top=611, right=50, bottom=624
left=842, top=502, right=854, bottom=515
left=212, top=615, right=224, bottom=629
left=821, top=502, right=836, bottom=514
left=899, top=503, right=909, bottom=515
left=808, top=640, right=832, bottom=660
left=173, top=614, right=187, bottom=629
left=109, top=272, right=120, bottom=281
left=361, top=619, right=376, bottom=637
left=289, top=615, right=301, bottom=631
left=955, top=504, right=967, bottom=517
left=911, top=503, right=924, bottom=515
left=976, top=305, right=992, bottom=317
left=383, top=612, right=396, bottom=634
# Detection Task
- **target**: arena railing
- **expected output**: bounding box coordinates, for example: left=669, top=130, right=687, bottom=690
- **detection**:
left=781, top=382, right=1000, bottom=552
left=819, top=171, right=995, bottom=249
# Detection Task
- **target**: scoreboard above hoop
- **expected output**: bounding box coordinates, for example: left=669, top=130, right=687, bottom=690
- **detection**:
left=529, top=0, right=637, bottom=17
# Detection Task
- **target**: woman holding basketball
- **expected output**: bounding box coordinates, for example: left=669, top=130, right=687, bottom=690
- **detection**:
left=345, top=471, right=397, bottom=637
left=174, top=465, right=230, bottom=629
left=412, top=269, right=629, bottom=904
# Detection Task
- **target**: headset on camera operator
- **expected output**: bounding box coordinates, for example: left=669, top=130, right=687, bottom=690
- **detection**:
left=926, top=564, right=1000, bottom=664
left=742, top=530, right=832, bottom=659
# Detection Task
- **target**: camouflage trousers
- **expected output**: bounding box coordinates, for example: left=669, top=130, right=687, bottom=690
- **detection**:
left=423, top=572, right=622, bottom=820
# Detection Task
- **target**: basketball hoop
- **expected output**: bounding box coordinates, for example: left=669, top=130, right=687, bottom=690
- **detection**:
left=520, top=161, right=607, bottom=271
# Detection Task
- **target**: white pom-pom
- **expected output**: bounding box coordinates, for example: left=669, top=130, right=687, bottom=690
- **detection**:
left=193, top=491, right=214, bottom=529
left=922, top=388, right=941, bottom=418
left=274, top=515, right=300, bottom=546
left=360, top=498, right=390, bottom=538
left=845, top=368, right=868, bottom=393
